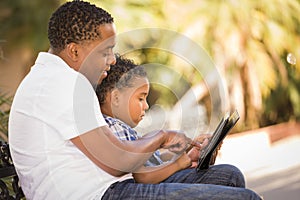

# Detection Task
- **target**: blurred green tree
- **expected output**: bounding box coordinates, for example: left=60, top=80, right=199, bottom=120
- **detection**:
left=0, top=0, right=61, bottom=53
left=164, top=0, right=300, bottom=130
left=0, top=92, right=12, bottom=141
left=0, top=0, right=61, bottom=86
left=0, top=0, right=61, bottom=141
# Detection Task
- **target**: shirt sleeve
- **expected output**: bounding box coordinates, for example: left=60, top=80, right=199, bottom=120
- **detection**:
left=71, top=74, right=107, bottom=137
left=37, top=72, right=106, bottom=140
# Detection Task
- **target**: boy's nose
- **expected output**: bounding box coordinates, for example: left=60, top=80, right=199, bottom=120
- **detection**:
left=144, top=101, right=149, bottom=110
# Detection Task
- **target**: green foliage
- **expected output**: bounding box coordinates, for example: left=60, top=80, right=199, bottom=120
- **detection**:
left=262, top=61, right=300, bottom=125
left=96, top=0, right=166, bottom=31
left=0, top=0, right=61, bottom=54
left=0, top=92, right=12, bottom=141
left=0, top=0, right=61, bottom=141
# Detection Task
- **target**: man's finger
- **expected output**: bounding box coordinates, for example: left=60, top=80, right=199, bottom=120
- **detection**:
left=189, top=140, right=202, bottom=149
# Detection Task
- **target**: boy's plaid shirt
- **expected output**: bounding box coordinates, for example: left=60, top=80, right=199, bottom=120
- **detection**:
left=104, top=114, right=139, bottom=141
left=103, top=115, right=164, bottom=166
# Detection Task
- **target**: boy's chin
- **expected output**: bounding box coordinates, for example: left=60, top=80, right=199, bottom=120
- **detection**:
left=131, top=120, right=140, bottom=128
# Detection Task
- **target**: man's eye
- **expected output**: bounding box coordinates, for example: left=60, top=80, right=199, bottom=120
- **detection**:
left=103, top=50, right=113, bottom=57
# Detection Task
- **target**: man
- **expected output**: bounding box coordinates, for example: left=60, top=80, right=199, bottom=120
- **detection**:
left=9, top=1, right=262, bottom=199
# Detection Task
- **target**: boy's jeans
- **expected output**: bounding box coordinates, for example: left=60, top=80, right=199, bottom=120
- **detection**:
left=102, top=164, right=262, bottom=200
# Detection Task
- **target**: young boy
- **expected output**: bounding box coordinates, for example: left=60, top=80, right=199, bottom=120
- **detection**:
left=96, top=54, right=193, bottom=183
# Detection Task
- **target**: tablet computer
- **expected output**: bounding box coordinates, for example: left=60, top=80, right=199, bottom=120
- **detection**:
left=196, top=110, right=240, bottom=171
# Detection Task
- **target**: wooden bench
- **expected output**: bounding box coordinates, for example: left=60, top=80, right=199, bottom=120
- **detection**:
left=0, top=141, right=25, bottom=200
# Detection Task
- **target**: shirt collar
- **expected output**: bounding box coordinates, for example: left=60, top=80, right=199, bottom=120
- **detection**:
left=35, top=52, right=71, bottom=70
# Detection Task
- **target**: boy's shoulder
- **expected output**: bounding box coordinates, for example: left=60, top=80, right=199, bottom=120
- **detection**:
left=103, top=115, right=132, bottom=131
left=102, top=114, right=139, bottom=140
left=103, top=115, right=126, bottom=127
left=103, top=114, right=117, bottom=126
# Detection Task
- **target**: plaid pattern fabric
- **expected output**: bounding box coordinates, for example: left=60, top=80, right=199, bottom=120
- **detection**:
left=104, top=115, right=139, bottom=141
left=104, top=115, right=164, bottom=166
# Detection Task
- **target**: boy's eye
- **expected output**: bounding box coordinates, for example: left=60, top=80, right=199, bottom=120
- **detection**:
left=139, top=96, right=146, bottom=101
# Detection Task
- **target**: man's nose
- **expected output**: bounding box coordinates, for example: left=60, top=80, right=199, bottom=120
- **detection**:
left=108, top=53, right=116, bottom=65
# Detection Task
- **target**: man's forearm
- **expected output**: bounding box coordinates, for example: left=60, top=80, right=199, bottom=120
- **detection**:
left=72, top=126, right=168, bottom=174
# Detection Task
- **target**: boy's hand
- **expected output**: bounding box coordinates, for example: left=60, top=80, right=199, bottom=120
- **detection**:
left=187, top=134, right=211, bottom=163
left=175, top=152, right=192, bottom=170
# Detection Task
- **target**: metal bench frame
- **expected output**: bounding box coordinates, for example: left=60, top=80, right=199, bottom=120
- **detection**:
left=0, top=141, right=24, bottom=200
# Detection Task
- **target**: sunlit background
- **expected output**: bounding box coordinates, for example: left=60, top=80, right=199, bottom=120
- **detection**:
left=1, top=0, right=300, bottom=199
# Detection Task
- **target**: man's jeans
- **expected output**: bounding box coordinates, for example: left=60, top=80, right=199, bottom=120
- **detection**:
left=102, top=164, right=262, bottom=200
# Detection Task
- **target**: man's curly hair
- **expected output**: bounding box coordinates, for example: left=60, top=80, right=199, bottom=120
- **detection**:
left=48, top=0, right=114, bottom=53
left=96, top=54, right=147, bottom=105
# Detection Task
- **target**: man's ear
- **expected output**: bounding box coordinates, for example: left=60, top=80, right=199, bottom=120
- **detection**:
left=111, top=89, right=120, bottom=106
left=66, top=43, right=79, bottom=61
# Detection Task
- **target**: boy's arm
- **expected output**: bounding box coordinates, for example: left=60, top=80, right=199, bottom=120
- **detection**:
left=132, top=153, right=192, bottom=184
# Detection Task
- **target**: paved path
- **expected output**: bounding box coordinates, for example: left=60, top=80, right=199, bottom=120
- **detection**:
left=215, top=133, right=300, bottom=200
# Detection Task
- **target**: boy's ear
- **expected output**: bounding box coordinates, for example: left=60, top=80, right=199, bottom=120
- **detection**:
left=111, top=89, right=120, bottom=106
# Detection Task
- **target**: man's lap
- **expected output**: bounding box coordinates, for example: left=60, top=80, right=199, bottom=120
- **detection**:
left=162, top=164, right=245, bottom=187
left=101, top=164, right=262, bottom=200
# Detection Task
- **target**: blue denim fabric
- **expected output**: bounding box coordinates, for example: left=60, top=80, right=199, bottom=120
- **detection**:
left=101, top=164, right=262, bottom=200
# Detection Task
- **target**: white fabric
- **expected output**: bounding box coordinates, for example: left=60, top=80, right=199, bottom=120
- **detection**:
left=9, top=52, right=133, bottom=200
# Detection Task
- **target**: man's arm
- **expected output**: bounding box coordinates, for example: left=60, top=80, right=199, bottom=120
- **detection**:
left=71, top=125, right=192, bottom=177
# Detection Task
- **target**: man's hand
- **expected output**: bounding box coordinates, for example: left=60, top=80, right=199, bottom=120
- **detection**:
left=160, top=130, right=192, bottom=154
left=194, top=134, right=211, bottom=147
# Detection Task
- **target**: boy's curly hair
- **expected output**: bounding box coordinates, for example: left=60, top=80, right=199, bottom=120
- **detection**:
left=48, top=0, right=114, bottom=53
left=96, top=54, right=147, bottom=105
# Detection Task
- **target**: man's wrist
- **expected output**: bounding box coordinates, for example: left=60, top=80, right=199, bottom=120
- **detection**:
left=158, top=130, right=168, bottom=148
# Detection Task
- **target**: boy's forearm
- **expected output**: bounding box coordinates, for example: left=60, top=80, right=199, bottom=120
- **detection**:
left=133, top=161, right=182, bottom=184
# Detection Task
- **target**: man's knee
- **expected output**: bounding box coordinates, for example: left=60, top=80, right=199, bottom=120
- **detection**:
left=214, top=164, right=246, bottom=187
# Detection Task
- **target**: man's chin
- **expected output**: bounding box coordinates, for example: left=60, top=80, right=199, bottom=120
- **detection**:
left=98, top=73, right=108, bottom=84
